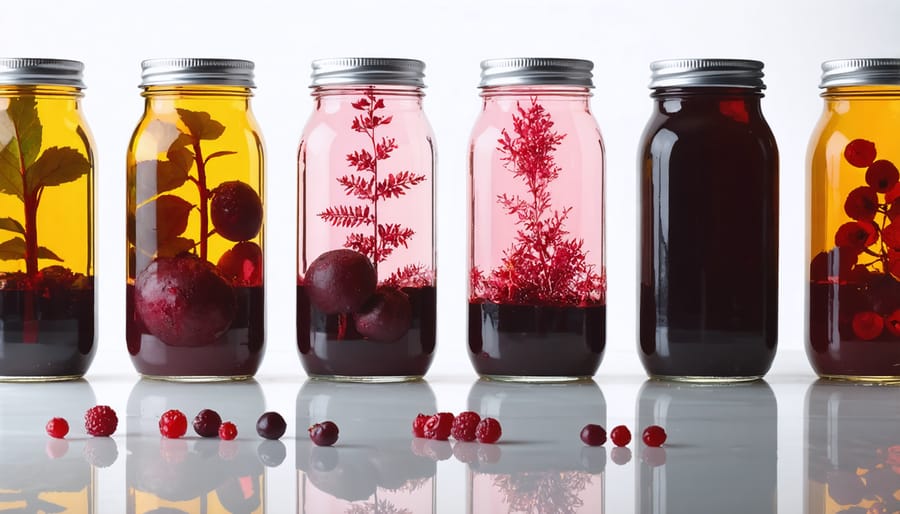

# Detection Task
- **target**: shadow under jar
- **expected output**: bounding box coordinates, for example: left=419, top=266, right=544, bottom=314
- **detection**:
left=638, top=59, right=779, bottom=382
left=297, top=58, right=437, bottom=382
left=468, top=58, right=607, bottom=382
left=126, top=59, right=265, bottom=381
left=0, top=58, right=96, bottom=381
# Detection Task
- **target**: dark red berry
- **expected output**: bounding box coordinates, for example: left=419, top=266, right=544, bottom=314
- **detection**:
left=844, top=186, right=879, bottom=221
left=580, top=424, right=606, bottom=446
left=450, top=411, right=481, bottom=442
left=46, top=418, right=69, bottom=439
left=834, top=221, right=878, bottom=253
left=304, top=249, right=377, bottom=314
left=84, top=405, right=118, bottom=437
left=885, top=309, right=900, bottom=337
left=217, top=241, right=263, bottom=286
left=412, top=413, right=430, bottom=438
left=866, top=160, right=900, bottom=192
left=256, top=412, right=287, bottom=440
left=887, top=183, right=900, bottom=204
left=423, top=413, right=454, bottom=441
left=610, top=447, right=632, bottom=465
left=210, top=180, right=263, bottom=242
left=135, top=255, right=236, bottom=346
left=884, top=223, right=900, bottom=250
left=844, top=139, right=877, bottom=168
left=193, top=409, right=222, bottom=438
left=642, top=425, right=667, bottom=447
left=353, top=287, right=413, bottom=342
left=308, top=421, right=339, bottom=446
left=610, top=425, right=631, bottom=447
left=475, top=417, right=502, bottom=444
left=159, top=409, right=188, bottom=439
left=852, top=311, right=884, bottom=340
left=219, top=421, right=238, bottom=441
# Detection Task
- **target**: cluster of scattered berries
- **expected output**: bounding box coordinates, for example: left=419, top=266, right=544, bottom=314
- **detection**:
left=412, top=411, right=502, bottom=444
left=579, top=424, right=667, bottom=448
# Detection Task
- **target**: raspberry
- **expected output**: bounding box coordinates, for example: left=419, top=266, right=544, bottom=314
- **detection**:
left=852, top=311, right=884, bottom=340
left=219, top=421, right=238, bottom=441
left=412, top=413, right=430, bottom=438
left=423, top=412, right=454, bottom=441
left=844, top=187, right=879, bottom=221
left=867, top=160, right=900, bottom=193
left=844, top=139, right=877, bottom=168
left=308, top=421, right=339, bottom=446
left=642, top=425, right=667, bottom=447
left=84, top=405, right=118, bottom=437
left=46, top=417, right=69, bottom=439
left=451, top=411, right=481, bottom=442
left=475, top=417, right=502, bottom=444
left=256, top=412, right=287, bottom=440
left=193, top=409, right=223, bottom=438
left=610, top=425, right=631, bottom=447
left=159, top=409, right=188, bottom=439
left=580, top=424, right=606, bottom=446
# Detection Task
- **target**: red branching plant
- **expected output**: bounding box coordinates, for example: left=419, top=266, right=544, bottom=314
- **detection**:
left=319, top=91, right=429, bottom=285
left=493, top=471, right=592, bottom=514
left=472, top=99, right=605, bottom=306
left=344, top=499, right=412, bottom=514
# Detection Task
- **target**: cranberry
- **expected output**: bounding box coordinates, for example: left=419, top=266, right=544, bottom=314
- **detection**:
left=412, top=413, right=430, bottom=438
left=84, top=405, right=118, bottom=437
left=210, top=180, right=263, bottom=242
left=866, top=160, right=900, bottom=192
left=475, top=417, right=502, bottom=444
left=610, top=447, right=632, bottom=465
left=423, top=413, right=454, bottom=441
left=884, top=223, right=900, bottom=250
left=308, top=421, right=339, bottom=446
left=834, top=221, right=877, bottom=253
left=852, top=311, right=884, bottom=340
left=844, top=186, right=879, bottom=221
left=353, top=287, right=413, bottom=342
left=580, top=424, right=607, bottom=446
left=219, top=421, right=238, bottom=441
left=844, top=138, right=877, bottom=168
left=134, top=254, right=236, bottom=346
left=217, top=242, right=263, bottom=286
left=610, top=425, right=631, bottom=447
left=257, top=440, right=286, bottom=467
left=304, top=249, right=377, bottom=314
left=642, top=425, right=667, bottom=447
left=256, top=412, right=287, bottom=440
left=450, top=411, right=481, bottom=442
left=46, top=417, right=69, bottom=439
left=193, top=409, right=222, bottom=438
left=885, top=309, right=900, bottom=337
left=159, top=409, right=188, bottom=439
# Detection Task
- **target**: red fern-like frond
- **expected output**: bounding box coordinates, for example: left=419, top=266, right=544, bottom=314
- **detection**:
left=318, top=205, right=374, bottom=228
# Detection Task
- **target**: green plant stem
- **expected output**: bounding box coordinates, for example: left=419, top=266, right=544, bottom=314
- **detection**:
left=191, top=139, right=209, bottom=262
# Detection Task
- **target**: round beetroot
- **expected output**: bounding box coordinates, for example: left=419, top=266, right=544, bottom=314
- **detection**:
left=218, top=241, right=263, bottom=286
left=210, top=180, right=263, bottom=242
left=304, top=249, right=377, bottom=314
left=135, top=255, right=236, bottom=346
left=353, top=287, right=412, bottom=342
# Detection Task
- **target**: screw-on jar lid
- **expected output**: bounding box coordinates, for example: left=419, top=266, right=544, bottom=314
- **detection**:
left=140, top=58, right=255, bottom=88
left=0, top=58, right=85, bottom=88
left=310, top=58, right=426, bottom=88
left=479, top=58, right=594, bottom=88
left=649, top=59, right=765, bottom=89
left=820, top=58, right=900, bottom=87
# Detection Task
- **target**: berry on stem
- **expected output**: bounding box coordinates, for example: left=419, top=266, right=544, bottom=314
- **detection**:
left=642, top=425, right=667, bottom=447
left=159, top=409, right=188, bottom=439
left=843, top=187, right=879, bottom=221
left=610, top=425, right=631, bottom=447
left=193, top=409, right=222, bottom=438
left=451, top=411, right=481, bottom=442
left=423, top=413, right=454, bottom=441
left=844, top=139, right=877, bottom=168
left=210, top=180, right=263, bottom=242
left=580, top=424, right=607, bottom=446
left=256, top=412, right=287, bottom=440
left=219, top=421, right=238, bottom=441
left=308, top=421, right=339, bottom=447
left=46, top=418, right=69, bottom=439
left=475, top=418, right=502, bottom=444
left=84, top=405, right=118, bottom=437
left=866, top=160, right=900, bottom=193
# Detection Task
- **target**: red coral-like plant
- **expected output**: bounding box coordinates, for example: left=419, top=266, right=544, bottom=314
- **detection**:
left=472, top=99, right=604, bottom=306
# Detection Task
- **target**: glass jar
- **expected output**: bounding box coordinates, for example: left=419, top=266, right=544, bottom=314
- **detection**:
left=0, top=58, right=96, bottom=381
left=807, top=59, right=900, bottom=380
left=126, top=59, right=265, bottom=380
left=468, top=58, right=606, bottom=381
left=297, top=58, right=437, bottom=381
left=638, top=59, right=779, bottom=381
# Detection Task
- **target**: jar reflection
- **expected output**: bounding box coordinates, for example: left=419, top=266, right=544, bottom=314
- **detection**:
left=0, top=380, right=96, bottom=511
left=806, top=381, right=900, bottom=513
left=126, top=379, right=266, bottom=513
left=467, top=380, right=606, bottom=513
left=637, top=381, right=777, bottom=513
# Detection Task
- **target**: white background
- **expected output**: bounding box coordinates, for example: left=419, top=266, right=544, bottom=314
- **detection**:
left=1, top=0, right=899, bottom=379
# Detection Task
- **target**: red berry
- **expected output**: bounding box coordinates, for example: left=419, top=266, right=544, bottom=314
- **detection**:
left=450, top=411, right=481, bottom=442
left=852, top=311, right=884, bottom=340
left=210, top=180, right=263, bottom=242
left=46, top=417, right=69, bottom=439
left=580, top=424, right=606, bottom=446
left=866, top=160, right=900, bottom=193
left=887, top=183, right=900, bottom=204
left=256, top=412, right=287, bottom=440
left=304, top=249, right=377, bottom=314
left=475, top=417, right=502, bottom=444
left=423, top=413, right=454, bottom=441
left=84, top=405, right=118, bottom=437
left=610, top=425, right=631, bottom=447
left=844, top=138, right=877, bottom=168
left=885, top=309, right=900, bottom=337
left=193, top=409, right=222, bottom=438
left=217, top=242, right=263, bottom=286
left=835, top=221, right=878, bottom=254
left=219, top=421, right=238, bottom=441
left=308, top=421, right=339, bottom=446
left=412, top=413, right=430, bottom=438
left=159, top=409, right=188, bottom=439
left=353, top=287, right=413, bottom=342
left=844, top=186, right=879, bottom=221
left=642, top=425, right=667, bottom=447
left=884, top=223, right=900, bottom=250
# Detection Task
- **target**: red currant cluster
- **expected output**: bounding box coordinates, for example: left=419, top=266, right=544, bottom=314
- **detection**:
left=411, top=411, right=502, bottom=444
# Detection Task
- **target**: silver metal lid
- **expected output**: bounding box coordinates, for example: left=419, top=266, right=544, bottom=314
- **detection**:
left=649, top=59, right=765, bottom=89
left=310, top=58, right=426, bottom=88
left=820, top=58, right=900, bottom=87
left=0, top=58, right=85, bottom=88
left=140, top=58, right=255, bottom=88
left=479, top=58, right=594, bottom=88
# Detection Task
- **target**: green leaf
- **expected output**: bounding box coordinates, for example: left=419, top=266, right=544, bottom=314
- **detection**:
left=136, top=194, right=193, bottom=245
left=0, top=217, right=25, bottom=235
left=0, top=237, right=63, bottom=261
left=0, top=97, right=43, bottom=200
left=37, top=245, right=63, bottom=261
left=156, top=237, right=196, bottom=258
left=26, top=146, right=90, bottom=194
left=177, top=108, right=226, bottom=140
left=205, top=150, right=237, bottom=163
